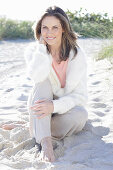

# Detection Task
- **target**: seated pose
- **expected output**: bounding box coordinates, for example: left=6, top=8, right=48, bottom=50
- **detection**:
left=2, top=6, right=88, bottom=162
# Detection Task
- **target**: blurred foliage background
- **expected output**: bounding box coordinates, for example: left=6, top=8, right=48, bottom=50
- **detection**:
left=67, top=8, right=113, bottom=38
left=0, top=8, right=113, bottom=40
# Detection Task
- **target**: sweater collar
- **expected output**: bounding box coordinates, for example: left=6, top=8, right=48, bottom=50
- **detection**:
left=48, top=49, right=74, bottom=64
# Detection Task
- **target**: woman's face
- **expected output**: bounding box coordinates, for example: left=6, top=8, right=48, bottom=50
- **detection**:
left=41, top=16, right=64, bottom=46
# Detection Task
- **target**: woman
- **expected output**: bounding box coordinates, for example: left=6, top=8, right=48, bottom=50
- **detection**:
left=2, top=6, right=88, bottom=162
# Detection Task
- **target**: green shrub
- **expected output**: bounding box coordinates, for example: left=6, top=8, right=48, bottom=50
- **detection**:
left=66, top=8, right=113, bottom=38
left=0, top=17, right=34, bottom=40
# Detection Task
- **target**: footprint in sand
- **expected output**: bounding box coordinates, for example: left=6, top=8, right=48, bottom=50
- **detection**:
left=22, top=84, right=32, bottom=88
left=93, top=111, right=105, bottom=117
left=91, top=126, right=109, bottom=137
left=96, top=90, right=101, bottom=93
left=0, top=106, right=14, bottom=109
left=91, top=90, right=101, bottom=94
left=17, top=94, right=28, bottom=101
left=10, top=75, right=14, bottom=78
left=104, top=109, right=111, bottom=112
left=89, top=74, right=95, bottom=77
left=92, top=98, right=101, bottom=102
left=91, top=117, right=102, bottom=123
left=92, top=81, right=101, bottom=85
left=17, top=108, right=27, bottom=112
left=27, top=77, right=31, bottom=80
left=16, top=105, right=27, bottom=112
left=18, top=105, right=26, bottom=108
left=90, top=102, right=107, bottom=109
left=15, top=75, right=20, bottom=77
left=5, top=88, right=14, bottom=92
left=104, top=106, right=112, bottom=112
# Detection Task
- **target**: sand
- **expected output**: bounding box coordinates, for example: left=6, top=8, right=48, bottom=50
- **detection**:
left=0, top=38, right=113, bottom=170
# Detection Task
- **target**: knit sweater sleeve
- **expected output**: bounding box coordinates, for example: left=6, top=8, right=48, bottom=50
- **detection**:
left=24, top=42, right=51, bottom=84
left=52, top=74, right=88, bottom=114
left=52, top=48, right=88, bottom=114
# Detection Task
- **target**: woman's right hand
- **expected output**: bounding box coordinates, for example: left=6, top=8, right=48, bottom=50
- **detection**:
left=39, top=36, right=46, bottom=45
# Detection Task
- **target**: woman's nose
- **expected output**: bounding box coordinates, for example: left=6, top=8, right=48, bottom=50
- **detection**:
left=47, top=29, right=53, bottom=34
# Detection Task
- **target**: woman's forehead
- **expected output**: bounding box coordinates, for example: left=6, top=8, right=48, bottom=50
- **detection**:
left=42, top=16, right=61, bottom=26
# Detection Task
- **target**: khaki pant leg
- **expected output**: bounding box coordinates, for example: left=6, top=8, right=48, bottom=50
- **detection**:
left=27, top=78, right=53, bottom=143
left=51, top=106, right=88, bottom=141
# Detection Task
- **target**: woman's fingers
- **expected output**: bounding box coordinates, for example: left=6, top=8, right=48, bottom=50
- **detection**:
left=30, top=99, right=52, bottom=118
left=30, top=99, right=46, bottom=110
left=31, top=105, right=42, bottom=111
left=33, top=110, right=44, bottom=115
left=30, top=103, right=43, bottom=110
left=37, top=113, right=47, bottom=119
left=35, top=99, right=47, bottom=104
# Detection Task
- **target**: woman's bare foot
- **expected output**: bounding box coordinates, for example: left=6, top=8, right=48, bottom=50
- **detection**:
left=1, top=123, right=17, bottom=130
left=40, top=136, right=55, bottom=162
left=0, top=121, right=26, bottom=130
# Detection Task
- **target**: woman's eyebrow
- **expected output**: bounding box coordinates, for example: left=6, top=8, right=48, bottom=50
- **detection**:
left=42, top=25, right=47, bottom=27
left=42, top=24, right=60, bottom=27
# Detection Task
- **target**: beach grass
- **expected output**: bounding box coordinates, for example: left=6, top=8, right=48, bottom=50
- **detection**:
left=67, top=8, right=113, bottom=39
left=96, top=43, right=113, bottom=64
left=0, top=17, right=34, bottom=40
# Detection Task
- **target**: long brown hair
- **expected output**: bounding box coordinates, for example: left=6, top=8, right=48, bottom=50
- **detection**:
left=33, top=6, right=78, bottom=62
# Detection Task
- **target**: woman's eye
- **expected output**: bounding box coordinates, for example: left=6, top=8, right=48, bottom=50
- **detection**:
left=42, top=26, right=47, bottom=29
left=53, top=26, right=58, bottom=29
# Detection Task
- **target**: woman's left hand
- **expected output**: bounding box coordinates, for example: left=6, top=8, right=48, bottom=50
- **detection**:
left=30, top=99, right=54, bottom=119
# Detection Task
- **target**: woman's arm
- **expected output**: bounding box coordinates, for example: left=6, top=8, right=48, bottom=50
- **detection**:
left=24, top=42, right=51, bottom=84
left=52, top=73, right=88, bottom=114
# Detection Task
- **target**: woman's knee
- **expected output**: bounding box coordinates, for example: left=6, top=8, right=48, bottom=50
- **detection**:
left=34, top=78, right=53, bottom=98
left=28, top=78, right=53, bottom=109
left=67, top=106, right=88, bottom=134
left=78, top=106, right=88, bottom=122
left=69, top=106, right=88, bottom=125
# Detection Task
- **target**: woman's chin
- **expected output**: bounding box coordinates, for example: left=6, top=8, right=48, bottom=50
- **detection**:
left=46, top=41, right=57, bottom=46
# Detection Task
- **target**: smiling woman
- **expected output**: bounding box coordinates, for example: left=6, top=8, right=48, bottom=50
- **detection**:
left=33, top=7, right=78, bottom=63
left=41, top=16, right=63, bottom=47
left=1, top=6, right=88, bottom=163
left=24, top=6, right=88, bottom=162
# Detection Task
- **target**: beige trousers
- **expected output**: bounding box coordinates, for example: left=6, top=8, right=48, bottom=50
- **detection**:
left=27, top=78, right=88, bottom=144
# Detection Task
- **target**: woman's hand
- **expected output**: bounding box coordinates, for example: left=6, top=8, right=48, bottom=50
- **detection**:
left=30, top=99, right=54, bottom=119
left=39, top=36, right=46, bottom=45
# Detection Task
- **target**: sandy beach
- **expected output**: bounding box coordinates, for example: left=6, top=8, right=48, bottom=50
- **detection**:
left=0, top=38, right=113, bottom=170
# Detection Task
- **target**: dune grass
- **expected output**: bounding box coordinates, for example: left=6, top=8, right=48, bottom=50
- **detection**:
left=96, top=43, right=113, bottom=64
left=0, top=17, right=34, bottom=40
left=67, top=8, right=113, bottom=38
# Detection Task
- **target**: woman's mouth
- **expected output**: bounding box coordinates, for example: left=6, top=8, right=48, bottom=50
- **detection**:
left=47, top=37, right=56, bottom=40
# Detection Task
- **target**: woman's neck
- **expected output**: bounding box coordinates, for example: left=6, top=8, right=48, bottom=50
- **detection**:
left=51, top=46, right=60, bottom=54
left=49, top=44, right=61, bottom=61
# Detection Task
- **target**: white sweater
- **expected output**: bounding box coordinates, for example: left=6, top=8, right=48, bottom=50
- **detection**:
left=24, top=41, right=88, bottom=114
